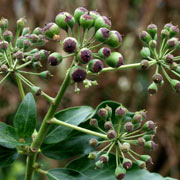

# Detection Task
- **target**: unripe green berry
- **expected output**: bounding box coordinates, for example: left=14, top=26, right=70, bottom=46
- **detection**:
left=132, top=112, right=143, bottom=123
left=77, top=48, right=92, bottom=64
left=0, top=64, right=8, bottom=72
left=22, top=27, right=30, bottom=36
left=39, top=49, right=49, bottom=61
left=48, top=52, right=63, bottom=66
left=99, top=154, right=109, bottom=163
left=143, top=134, right=154, bottom=141
left=88, top=59, right=104, bottom=73
left=105, top=105, right=112, bottom=119
left=31, top=86, right=42, bottom=96
left=137, top=137, right=146, bottom=146
left=166, top=37, right=178, bottom=49
left=94, top=16, right=111, bottom=30
left=148, top=82, right=158, bottom=95
left=107, top=130, right=117, bottom=139
left=104, top=121, right=113, bottom=131
left=14, top=51, right=24, bottom=60
left=89, top=11, right=100, bottom=23
left=169, top=25, right=179, bottom=38
left=161, top=29, right=169, bottom=39
left=17, top=17, right=27, bottom=30
left=149, top=40, right=157, bottom=48
left=170, top=62, right=178, bottom=70
left=135, top=160, right=146, bottom=169
left=95, top=28, right=110, bottom=42
left=115, top=106, right=127, bottom=118
left=70, top=66, right=87, bottom=82
left=164, top=23, right=173, bottom=31
left=140, top=155, right=153, bottom=164
left=122, top=158, right=132, bottom=169
left=89, top=118, right=98, bottom=128
left=55, top=12, right=75, bottom=31
left=0, top=18, right=8, bottom=32
left=139, top=31, right=152, bottom=44
left=147, top=24, right=157, bottom=39
left=3, top=30, right=13, bottom=43
left=98, top=47, right=111, bottom=58
left=33, top=27, right=43, bottom=35
left=106, top=30, right=122, bottom=48
left=89, top=138, right=98, bottom=147
left=106, top=52, right=123, bottom=68
left=80, top=13, right=94, bottom=29
left=140, top=47, right=151, bottom=58
left=43, top=22, right=60, bottom=40
left=95, top=160, right=104, bottom=169
left=170, top=79, right=180, bottom=93
left=115, top=165, right=126, bottom=180
left=141, top=59, right=149, bottom=70
left=88, top=152, right=98, bottom=160
left=144, top=141, right=157, bottom=151
left=74, top=7, right=88, bottom=24
left=120, top=142, right=131, bottom=153
left=63, top=37, right=78, bottom=53
left=124, top=122, right=134, bottom=132
left=165, top=54, right=174, bottom=64
left=39, top=70, right=52, bottom=79
left=0, top=40, right=8, bottom=52
left=97, top=108, right=108, bottom=120
left=152, top=73, right=163, bottom=84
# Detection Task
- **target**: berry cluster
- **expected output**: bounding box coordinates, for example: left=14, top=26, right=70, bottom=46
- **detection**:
left=0, top=17, right=54, bottom=96
left=88, top=103, right=157, bottom=180
left=42, top=7, right=123, bottom=92
left=139, top=23, right=180, bottom=94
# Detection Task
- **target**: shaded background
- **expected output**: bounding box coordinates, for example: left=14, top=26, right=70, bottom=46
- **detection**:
left=0, top=0, right=180, bottom=179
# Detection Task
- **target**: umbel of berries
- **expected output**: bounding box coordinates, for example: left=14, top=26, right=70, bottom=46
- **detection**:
left=88, top=102, right=157, bottom=180
left=139, top=22, right=180, bottom=94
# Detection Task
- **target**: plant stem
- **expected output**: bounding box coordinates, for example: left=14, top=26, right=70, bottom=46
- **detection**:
left=88, top=60, right=156, bottom=75
left=0, top=72, right=10, bottom=85
left=15, top=73, right=25, bottom=99
left=35, top=169, right=48, bottom=175
left=50, top=118, right=108, bottom=139
left=16, top=61, right=32, bottom=70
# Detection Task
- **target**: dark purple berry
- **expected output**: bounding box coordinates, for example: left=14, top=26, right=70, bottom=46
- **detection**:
left=48, top=52, right=63, bottom=66
left=141, top=59, right=149, bottom=70
left=77, top=48, right=92, bottom=64
left=99, top=154, right=109, bottom=163
left=124, top=122, right=134, bottom=132
left=63, top=37, right=78, bottom=53
left=88, top=59, right=104, bottom=73
left=115, top=106, right=127, bottom=117
left=115, top=166, right=126, bottom=180
left=152, top=73, right=163, bottom=84
left=122, top=158, right=132, bottom=169
left=89, top=138, right=98, bottom=147
left=97, top=108, right=108, bottom=120
left=15, top=51, right=24, bottom=60
left=165, top=54, right=174, bottom=64
left=98, top=47, right=111, bottom=58
left=70, top=66, right=86, bottom=82
left=89, top=118, right=98, bottom=127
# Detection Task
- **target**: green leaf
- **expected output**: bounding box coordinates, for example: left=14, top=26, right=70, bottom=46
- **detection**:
left=47, top=168, right=90, bottom=180
left=44, top=106, right=94, bottom=144
left=0, top=122, right=25, bottom=148
left=14, top=93, right=36, bottom=138
left=65, top=155, right=177, bottom=180
left=0, top=145, right=18, bottom=168
left=41, top=133, right=96, bottom=160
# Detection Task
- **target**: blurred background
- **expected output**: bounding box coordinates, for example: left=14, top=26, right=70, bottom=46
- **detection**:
left=0, top=0, right=180, bottom=179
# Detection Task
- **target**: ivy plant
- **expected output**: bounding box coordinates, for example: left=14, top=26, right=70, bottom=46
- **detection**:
left=0, top=6, right=179, bottom=180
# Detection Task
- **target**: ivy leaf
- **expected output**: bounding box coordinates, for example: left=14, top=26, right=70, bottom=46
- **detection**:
left=41, top=133, right=97, bottom=160
left=0, top=145, right=18, bottom=168
left=44, top=106, right=94, bottom=144
left=13, top=93, right=36, bottom=138
left=0, top=122, right=25, bottom=148
left=65, top=155, right=177, bottom=180
left=47, top=168, right=90, bottom=180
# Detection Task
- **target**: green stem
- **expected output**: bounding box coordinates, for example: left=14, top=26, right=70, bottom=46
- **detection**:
left=159, top=38, right=166, bottom=58
left=15, top=73, right=25, bottom=99
left=116, top=145, right=119, bottom=167
left=88, top=60, right=156, bottom=75
left=14, top=28, right=21, bottom=47
left=162, top=63, right=180, bottom=78
left=97, top=142, right=112, bottom=155
left=130, top=149, right=140, bottom=157
left=161, top=66, right=171, bottom=82
left=50, top=118, right=107, bottom=139
left=35, top=169, right=48, bottom=175
left=84, top=31, right=95, bottom=47
left=0, top=72, right=10, bottom=85
left=89, top=42, right=104, bottom=50
left=117, top=141, right=125, bottom=159
left=16, top=61, right=32, bottom=70
left=123, top=132, right=146, bottom=140
left=63, top=53, right=75, bottom=59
